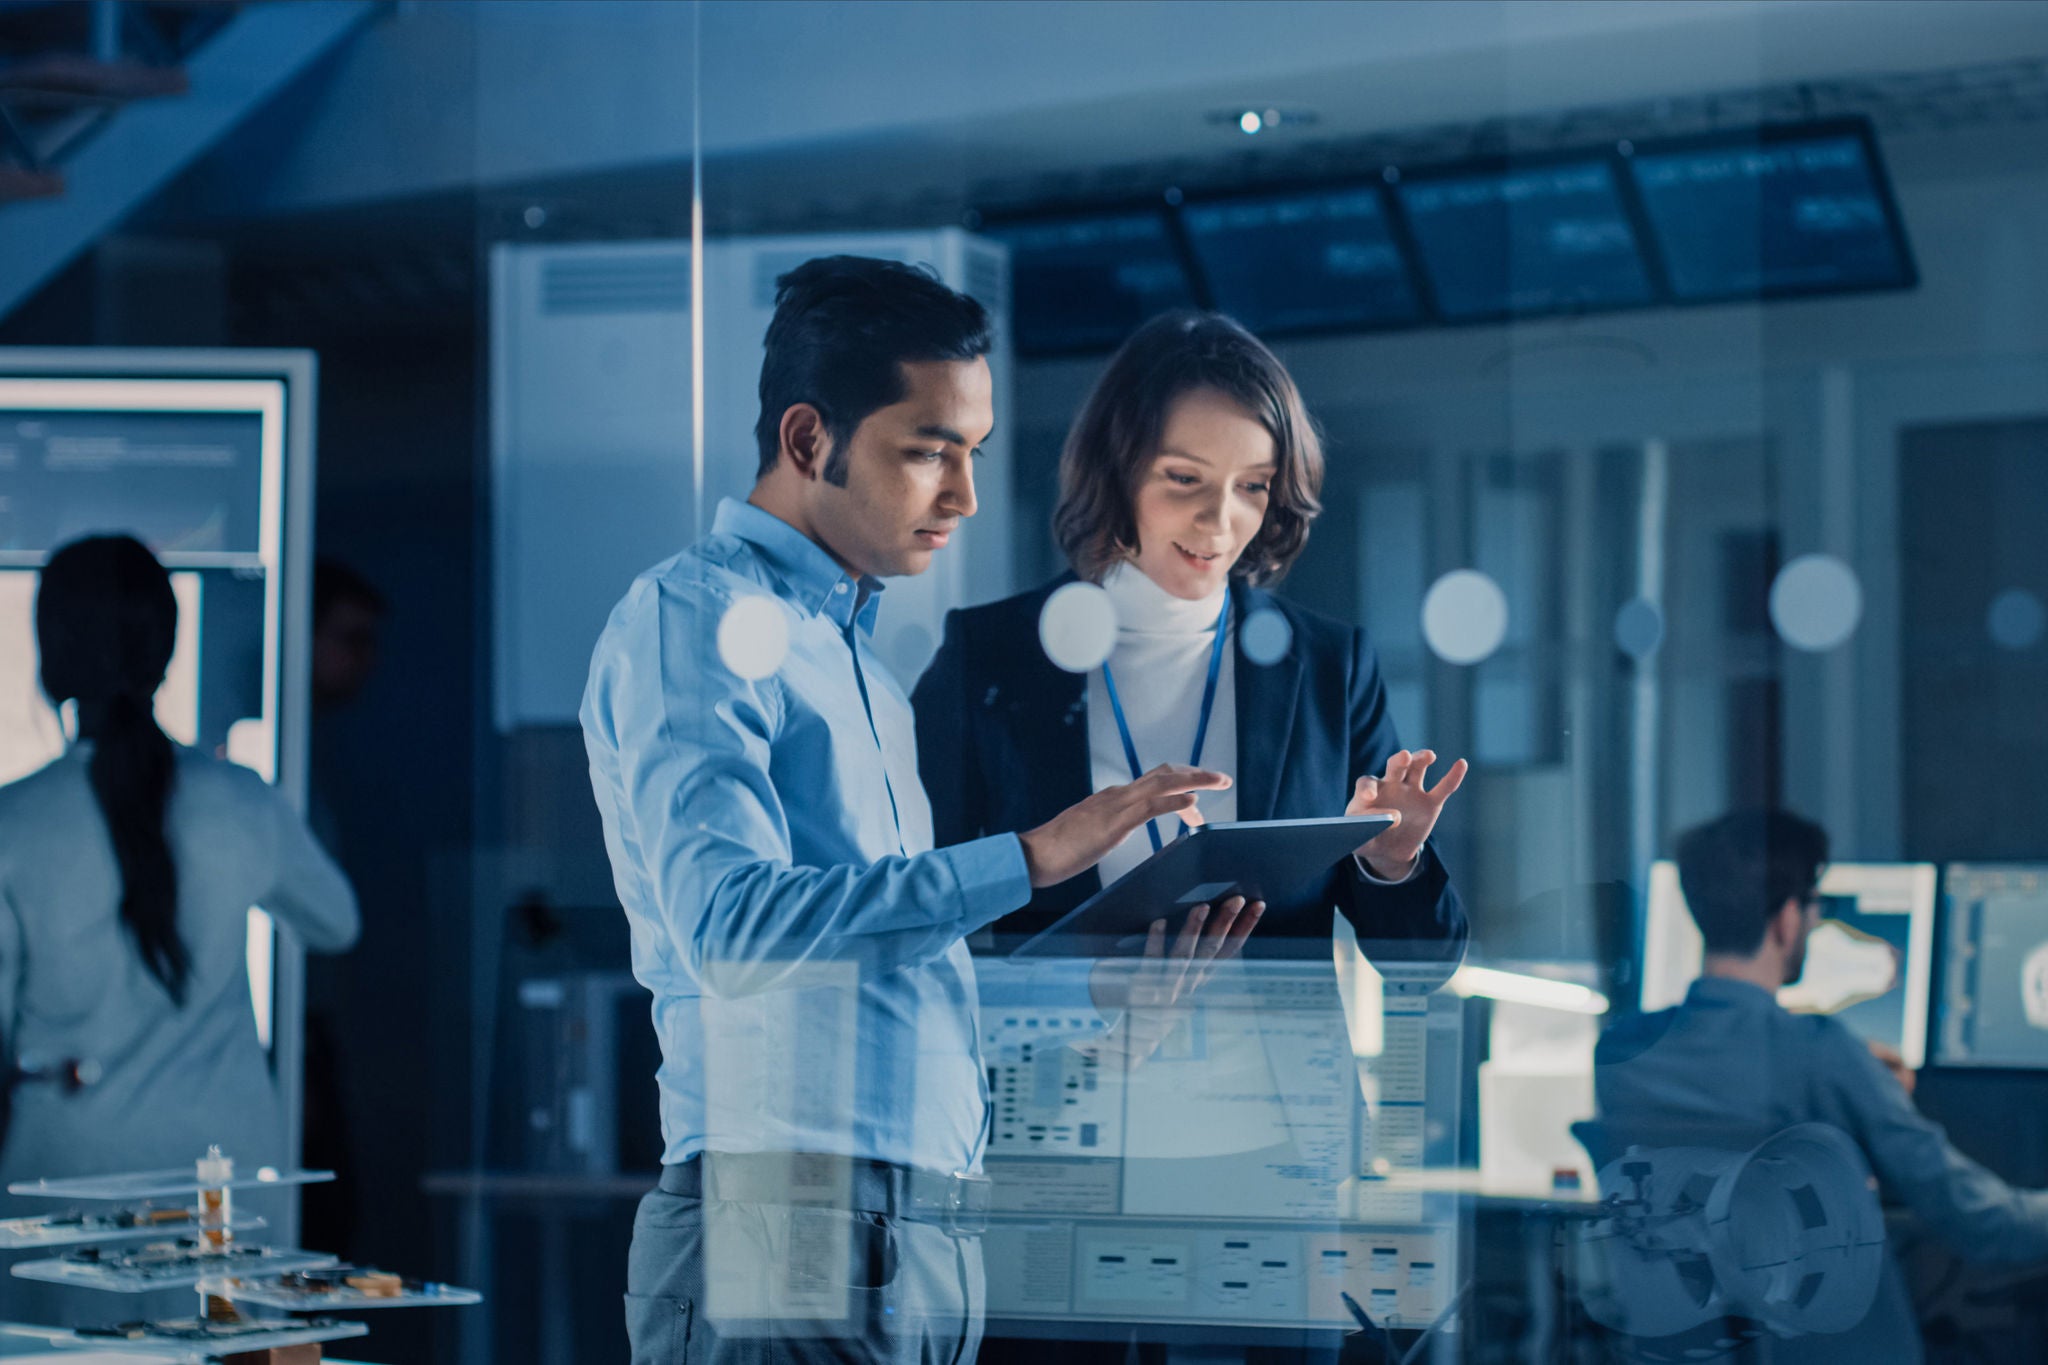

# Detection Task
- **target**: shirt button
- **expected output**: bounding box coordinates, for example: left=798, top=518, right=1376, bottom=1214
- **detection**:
left=833, top=582, right=848, bottom=594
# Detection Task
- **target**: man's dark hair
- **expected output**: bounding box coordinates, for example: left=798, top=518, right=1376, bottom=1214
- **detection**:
left=753, top=255, right=992, bottom=485
left=314, top=557, right=386, bottom=628
left=1674, top=809, right=1830, bottom=955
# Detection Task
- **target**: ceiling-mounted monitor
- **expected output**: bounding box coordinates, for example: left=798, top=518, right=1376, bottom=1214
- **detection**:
left=1392, top=156, right=1655, bottom=323
left=983, top=209, right=1197, bottom=356
left=1622, top=119, right=1916, bottom=303
left=1180, top=184, right=1422, bottom=337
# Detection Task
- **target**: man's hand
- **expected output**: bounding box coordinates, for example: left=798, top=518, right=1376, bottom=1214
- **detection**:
left=1350, top=749, right=1468, bottom=881
left=1018, top=763, right=1232, bottom=889
left=1869, top=1040, right=1917, bottom=1097
left=1089, top=895, right=1264, bottom=1065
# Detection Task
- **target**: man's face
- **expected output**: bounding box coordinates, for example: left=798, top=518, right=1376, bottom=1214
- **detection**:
left=312, top=599, right=383, bottom=708
left=804, top=357, right=993, bottom=580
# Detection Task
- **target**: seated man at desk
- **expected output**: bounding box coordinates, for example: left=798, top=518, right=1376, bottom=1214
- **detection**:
left=1595, top=809, right=2048, bottom=1361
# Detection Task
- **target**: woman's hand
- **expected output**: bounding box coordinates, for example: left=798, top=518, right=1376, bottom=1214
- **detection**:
left=1088, top=895, right=1263, bottom=1065
left=1349, top=749, right=1468, bottom=881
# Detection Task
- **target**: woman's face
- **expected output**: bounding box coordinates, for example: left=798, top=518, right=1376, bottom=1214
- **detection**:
left=1128, top=388, right=1278, bottom=601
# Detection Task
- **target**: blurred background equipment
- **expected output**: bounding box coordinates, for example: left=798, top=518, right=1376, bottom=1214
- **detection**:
left=1572, top=1122, right=1886, bottom=1346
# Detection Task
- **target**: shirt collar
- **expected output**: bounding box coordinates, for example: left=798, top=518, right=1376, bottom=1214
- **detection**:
left=1685, top=975, right=1782, bottom=1010
left=713, top=498, right=883, bottom=632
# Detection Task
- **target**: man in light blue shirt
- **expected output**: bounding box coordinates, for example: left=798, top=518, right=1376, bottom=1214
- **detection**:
left=583, top=256, right=1244, bottom=1364
left=1597, top=810, right=2048, bottom=1364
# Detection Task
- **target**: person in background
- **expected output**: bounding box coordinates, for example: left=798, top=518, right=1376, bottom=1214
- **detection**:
left=0, top=534, right=359, bottom=1189
left=311, top=557, right=386, bottom=716
left=302, top=555, right=386, bottom=1255
left=1596, top=809, right=2048, bottom=1363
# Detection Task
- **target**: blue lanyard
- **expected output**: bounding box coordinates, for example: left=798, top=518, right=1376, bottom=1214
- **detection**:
left=1100, top=589, right=1230, bottom=854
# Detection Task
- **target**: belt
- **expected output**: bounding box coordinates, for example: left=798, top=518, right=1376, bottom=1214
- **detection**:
left=660, top=1152, right=992, bottom=1237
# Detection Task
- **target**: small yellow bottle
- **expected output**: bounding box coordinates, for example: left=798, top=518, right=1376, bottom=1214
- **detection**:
left=195, top=1146, right=233, bottom=1255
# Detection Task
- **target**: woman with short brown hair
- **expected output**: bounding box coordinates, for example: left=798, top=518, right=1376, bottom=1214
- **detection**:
left=1053, top=309, right=1325, bottom=587
left=913, top=309, right=1468, bottom=958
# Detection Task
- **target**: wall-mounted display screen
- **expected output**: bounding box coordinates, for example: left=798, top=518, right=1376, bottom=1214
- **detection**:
left=1624, top=124, right=1915, bottom=301
left=1394, top=159, right=1654, bottom=322
left=1180, top=186, right=1422, bottom=336
left=985, top=211, right=1197, bottom=355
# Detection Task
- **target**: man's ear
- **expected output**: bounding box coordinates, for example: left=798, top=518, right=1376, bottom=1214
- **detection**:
left=778, top=404, right=832, bottom=482
left=1767, top=897, right=1804, bottom=949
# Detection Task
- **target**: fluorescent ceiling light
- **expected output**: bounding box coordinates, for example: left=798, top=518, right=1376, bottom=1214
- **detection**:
left=1449, top=965, right=1610, bottom=1016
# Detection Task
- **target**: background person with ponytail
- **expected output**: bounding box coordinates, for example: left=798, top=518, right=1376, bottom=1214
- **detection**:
left=0, top=535, right=359, bottom=1191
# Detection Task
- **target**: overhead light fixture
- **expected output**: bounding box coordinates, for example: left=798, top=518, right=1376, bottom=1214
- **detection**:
left=1448, top=965, right=1610, bottom=1015
left=1207, top=106, right=1318, bottom=136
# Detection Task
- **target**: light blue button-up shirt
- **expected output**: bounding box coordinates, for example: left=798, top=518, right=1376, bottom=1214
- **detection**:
left=582, top=498, right=1036, bottom=1174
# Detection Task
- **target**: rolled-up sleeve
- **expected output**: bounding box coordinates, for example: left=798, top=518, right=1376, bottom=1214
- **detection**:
left=583, top=574, right=1031, bottom=996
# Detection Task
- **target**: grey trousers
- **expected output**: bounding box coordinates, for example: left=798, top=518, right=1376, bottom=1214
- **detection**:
left=625, top=1177, right=985, bottom=1364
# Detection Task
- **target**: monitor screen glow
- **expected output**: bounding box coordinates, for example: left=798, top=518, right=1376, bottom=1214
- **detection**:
left=1936, top=864, right=2048, bottom=1070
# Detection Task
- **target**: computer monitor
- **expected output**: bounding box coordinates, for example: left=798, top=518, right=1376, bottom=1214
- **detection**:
left=1179, top=185, right=1423, bottom=337
left=1935, top=864, right=2048, bottom=1070
left=1393, top=156, right=1655, bottom=322
left=1623, top=119, right=1916, bottom=303
left=0, top=352, right=315, bottom=1198
left=982, top=209, right=1197, bottom=356
left=975, top=955, right=1462, bottom=1340
left=1640, top=860, right=1937, bottom=1069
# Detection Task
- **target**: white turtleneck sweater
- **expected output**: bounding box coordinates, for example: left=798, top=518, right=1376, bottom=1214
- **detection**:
left=1082, top=562, right=1413, bottom=892
left=1086, top=562, right=1239, bottom=887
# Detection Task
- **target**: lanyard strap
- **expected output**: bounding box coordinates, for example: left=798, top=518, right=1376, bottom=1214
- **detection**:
left=1100, top=589, right=1230, bottom=854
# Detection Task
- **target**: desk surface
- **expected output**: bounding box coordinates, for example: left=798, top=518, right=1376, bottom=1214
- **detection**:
left=421, top=1170, right=656, bottom=1201
left=1367, top=1167, right=1605, bottom=1212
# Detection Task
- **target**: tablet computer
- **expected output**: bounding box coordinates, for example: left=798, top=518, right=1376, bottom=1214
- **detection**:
left=1008, top=814, right=1396, bottom=959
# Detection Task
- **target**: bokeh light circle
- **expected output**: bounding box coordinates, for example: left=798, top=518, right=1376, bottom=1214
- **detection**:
left=717, top=595, right=791, bottom=681
left=1769, top=554, right=1863, bottom=653
left=1987, top=588, right=2046, bottom=652
left=1614, top=598, right=1665, bottom=661
left=1240, top=607, right=1294, bottom=667
left=1038, top=581, right=1119, bottom=673
left=1421, top=570, right=1509, bottom=665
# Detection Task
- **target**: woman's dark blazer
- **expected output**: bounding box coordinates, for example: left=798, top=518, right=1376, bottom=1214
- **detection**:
left=911, top=574, right=1466, bottom=963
